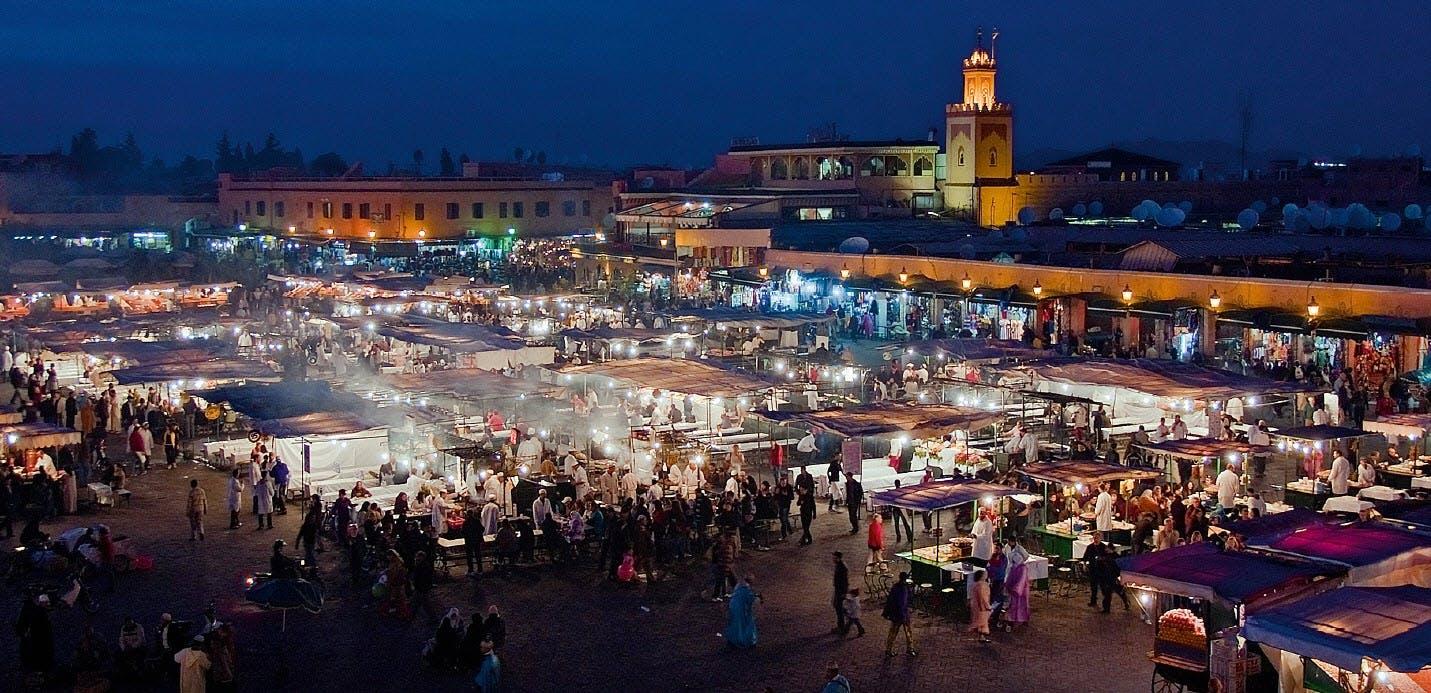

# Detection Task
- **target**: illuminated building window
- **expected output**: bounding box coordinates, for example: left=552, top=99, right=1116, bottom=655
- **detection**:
left=837, top=156, right=854, bottom=179
left=414, top=203, right=425, bottom=221
left=322, top=201, right=333, bottom=219
left=359, top=203, right=370, bottom=219
left=274, top=201, right=285, bottom=217
left=342, top=203, right=352, bottom=219
left=472, top=202, right=484, bottom=219
left=914, top=156, right=933, bottom=176
left=446, top=202, right=460, bottom=219
left=861, top=157, right=885, bottom=177
left=958, top=147, right=966, bottom=166
left=884, top=155, right=908, bottom=176
left=512, top=202, right=524, bottom=218
left=989, top=148, right=997, bottom=167
left=816, top=156, right=832, bottom=180
left=562, top=200, right=577, bottom=216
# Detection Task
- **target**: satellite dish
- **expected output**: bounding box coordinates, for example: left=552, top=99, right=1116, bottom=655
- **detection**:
left=1404, top=204, right=1423, bottom=220
left=1177, top=201, right=1193, bottom=213
left=1017, top=207, right=1038, bottom=225
left=1250, top=200, right=1268, bottom=214
left=1381, top=213, right=1402, bottom=232
left=1236, top=209, right=1259, bottom=230
left=1305, top=206, right=1329, bottom=230
left=1088, top=201, right=1104, bottom=216
left=1049, top=207, right=1065, bottom=221
left=1071, top=203, right=1087, bottom=217
left=1155, top=207, right=1186, bottom=227
left=837, top=237, right=870, bottom=254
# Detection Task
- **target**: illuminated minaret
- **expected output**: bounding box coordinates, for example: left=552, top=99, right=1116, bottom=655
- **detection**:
left=944, top=27, right=1016, bottom=225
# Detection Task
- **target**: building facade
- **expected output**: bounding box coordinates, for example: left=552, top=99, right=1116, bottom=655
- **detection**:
left=217, top=172, right=611, bottom=241
left=943, top=33, right=1017, bottom=225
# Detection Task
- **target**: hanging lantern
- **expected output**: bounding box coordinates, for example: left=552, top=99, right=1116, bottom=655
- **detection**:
left=898, top=267, right=909, bottom=284
left=1209, top=290, right=1221, bottom=309
left=1307, top=296, right=1320, bottom=317
left=840, top=264, right=851, bottom=280
left=1032, top=279, right=1042, bottom=296
left=1121, top=284, right=1133, bottom=302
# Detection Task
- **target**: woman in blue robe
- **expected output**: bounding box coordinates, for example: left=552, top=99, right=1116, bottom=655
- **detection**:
left=725, top=575, right=760, bottom=648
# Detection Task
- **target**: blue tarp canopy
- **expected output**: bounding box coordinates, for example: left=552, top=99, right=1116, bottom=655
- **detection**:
left=1117, top=542, right=1341, bottom=606
left=1243, top=586, right=1431, bottom=672
left=192, top=380, right=370, bottom=423
left=110, top=358, right=278, bottom=385
left=1250, top=522, right=1431, bottom=584
left=1376, top=500, right=1431, bottom=532
left=869, top=479, right=1020, bottom=512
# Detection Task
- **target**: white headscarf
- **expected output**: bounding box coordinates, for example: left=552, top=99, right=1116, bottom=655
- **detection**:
left=1007, top=542, right=1029, bottom=567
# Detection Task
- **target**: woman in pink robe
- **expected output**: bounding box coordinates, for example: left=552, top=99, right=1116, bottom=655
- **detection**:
left=1005, top=549, right=1031, bottom=628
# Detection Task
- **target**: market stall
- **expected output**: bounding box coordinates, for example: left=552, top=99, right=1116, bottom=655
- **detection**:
left=1248, top=521, right=1431, bottom=588
left=1361, top=413, right=1431, bottom=488
left=1019, top=460, right=1162, bottom=558
left=1118, top=542, right=1344, bottom=693
left=1134, top=438, right=1269, bottom=486
left=2, top=422, right=84, bottom=473
left=1242, top=585, right=1431, bottom=693
left=870, top=479, right=1024, bottom=588
left=1271, top=425, right=1384, bottom=509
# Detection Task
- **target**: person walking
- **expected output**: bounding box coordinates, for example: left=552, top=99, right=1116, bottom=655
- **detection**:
left=1004, top=545, right=1032, bottom=629
left=462, top=506, right=484, bottom=577
left=845, top=475, right=863, bottom=535
left=968, top=569, right=993, bottom=643
left=473, top=639, right=501, bottom=692
left=226, top=471, right=243, bottom=530
left=1082, top=532, right=1109, bottom=609
left=842, top=588, right=866, bottom=637
left=831, top=552, right=849, bottom=634
left=163, top=424, right=180, bottom=469
left=725, top=574, right=760, bottom=648
left=174, top=636, right=211, bottom=693
left=866, top=513, right=885, bottom=569
left=186, top=479, right=207, bottom=541
left=797, top=486, right=816, bottom=545
left=822, top=663, right=854, bottom=693
left=270, top=458, right=290, bottom=515
left=882, top=571, right=916, bottom=657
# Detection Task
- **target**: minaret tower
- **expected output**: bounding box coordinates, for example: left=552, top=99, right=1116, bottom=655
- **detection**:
left=944, top=27, right=1016, bottom=225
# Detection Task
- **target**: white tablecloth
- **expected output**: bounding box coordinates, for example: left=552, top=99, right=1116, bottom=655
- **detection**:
left=1357, top=485, right=1407, bottom=502
left=1024, top=554, right=1050, bottom=581
left=1412, top=476, right=1431, bottom=490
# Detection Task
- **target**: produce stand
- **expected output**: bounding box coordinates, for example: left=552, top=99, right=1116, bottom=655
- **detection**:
left=870, top=479, right=1021, bottom=588
left=1018, top=460, right=1161, bottom=558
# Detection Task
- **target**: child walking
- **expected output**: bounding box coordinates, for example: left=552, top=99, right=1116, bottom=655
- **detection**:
left=842, top=588, right=866, bottom=637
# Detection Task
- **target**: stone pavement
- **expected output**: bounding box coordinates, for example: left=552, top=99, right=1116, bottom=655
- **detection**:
left=1, top=461, right=1155, bottom=693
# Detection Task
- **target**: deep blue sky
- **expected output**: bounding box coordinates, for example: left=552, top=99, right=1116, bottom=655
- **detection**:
left=1, top=1, right=1427, bottom=169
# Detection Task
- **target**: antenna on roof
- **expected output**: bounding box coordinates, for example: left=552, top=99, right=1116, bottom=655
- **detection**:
left=975, top=26, right=983, bottom=49
left=991, top=27, right=999, bottom=59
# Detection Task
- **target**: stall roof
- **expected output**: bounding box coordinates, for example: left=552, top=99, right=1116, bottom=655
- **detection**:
left=1117, top=542, right=1341, bottom=606
left=1022, top=357, right=1320, bottom=401
left=1137, top=438, right=1269, bottom=460
left=558, top=326, right=673, bottom=343
left=1251, top=522, right=1431, bottom=578
left=373, top=318, right=526, bottom=354
left=1243, top=586, right=1431, bottom=672
left=560, top=357, right=776, bottom=398
left=193, top=380, right=373, bottom=423
left=0, top=405, right=21, bottom=425
left=110, top=358, right=278, bottom=385
left=1, top=422, right=83, bottom=450
left=79, top=339, right=227, bottom=365
left=1375, top=500, right=1431, bottom=532
left=1361, top=413, right=1431, bottom=438
left=1275, top=425, right=1375, bottom=441
left=898, top=338, right=1050, bottom=362
left=1222, top=508, right=1337, bottom=543
left=372, top=369, right=561, bottom=401
left=761, top=403, right=1003, bottom=438
left=661, top=307, right=835, bottom=328
left=869, top=479, right=1021, bottom=513
left=1019, top=460, right=1162, bottom=486
left=255, top=411, right=387, bottom=438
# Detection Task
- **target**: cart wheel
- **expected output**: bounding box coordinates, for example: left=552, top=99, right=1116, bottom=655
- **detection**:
left=1151, top=672, right=1183, bottom=693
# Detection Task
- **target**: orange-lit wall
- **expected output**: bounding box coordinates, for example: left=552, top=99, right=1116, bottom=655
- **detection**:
left=217, top=175, right=610, bottom=240
left=768, top=249, right=1431, bottom=319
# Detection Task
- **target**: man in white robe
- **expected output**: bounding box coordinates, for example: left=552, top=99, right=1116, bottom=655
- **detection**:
left=1093, top=482, right=1114, bottom=532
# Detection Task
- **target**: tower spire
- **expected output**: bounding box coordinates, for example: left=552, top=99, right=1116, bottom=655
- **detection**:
left=976, top=25, right=983, bottom=50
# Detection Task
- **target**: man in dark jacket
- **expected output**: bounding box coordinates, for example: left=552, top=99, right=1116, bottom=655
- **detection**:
left=845, top=476, right=864, bottom=535
left=831, top=552, right=850, bottom=634
left=882, top=571, right=915, bottom=657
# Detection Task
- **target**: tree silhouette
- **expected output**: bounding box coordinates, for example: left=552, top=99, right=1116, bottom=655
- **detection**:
left=413, top=149, right=425, bottom=176
left=513, top=146, right=525, bottom=162
left=439, top=147, right=455, bottom=176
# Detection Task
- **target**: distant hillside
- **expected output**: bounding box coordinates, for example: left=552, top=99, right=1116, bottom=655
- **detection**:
left=1018, top=139, right=1309, bottom=173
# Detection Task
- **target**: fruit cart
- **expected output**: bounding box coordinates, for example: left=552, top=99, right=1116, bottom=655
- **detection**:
left=1149, top=607, right=1209, bottom=693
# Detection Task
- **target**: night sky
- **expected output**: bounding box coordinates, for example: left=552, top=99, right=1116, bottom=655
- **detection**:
left=1, top=1, right=1427, bottom=168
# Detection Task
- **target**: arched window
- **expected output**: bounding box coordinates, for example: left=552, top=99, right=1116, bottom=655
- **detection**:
left=913, top=156, right=933, bottom=176
left=770, top=158, right=788, bottom=180
left=988, top=148, right=998, bottom=167
left=884, top=155, right=908, bottom=176
left=815, top=156, right=833, bottom=180
left=793, top=157, right=810, bottom=180
left=957, top=147, right=966, bottom=166
left=861, top=157, right=885, bottom=177
left=837, top=156, right=854, bottom=179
